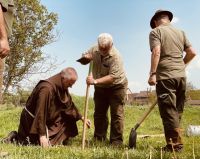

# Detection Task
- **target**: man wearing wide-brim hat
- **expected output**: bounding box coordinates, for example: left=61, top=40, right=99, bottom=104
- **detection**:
left=150, top=10, right=173, bottom=29
left=148, top=9, right=196, bottom=152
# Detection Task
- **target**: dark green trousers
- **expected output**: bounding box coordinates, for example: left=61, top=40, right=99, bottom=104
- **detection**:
left=93, top=82, right=127, bottom=144
left=156, top=77, right=186, bottom=146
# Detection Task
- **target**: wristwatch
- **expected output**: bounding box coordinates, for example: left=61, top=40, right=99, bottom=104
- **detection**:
left=150, top=72, right=156, bottom=77
left=94, top=80, right=98, bottom=85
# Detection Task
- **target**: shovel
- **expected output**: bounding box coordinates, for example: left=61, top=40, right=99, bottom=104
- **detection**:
left=129, top=100, right=157, bottom=149
left=81, top=61, right=93, bottom=150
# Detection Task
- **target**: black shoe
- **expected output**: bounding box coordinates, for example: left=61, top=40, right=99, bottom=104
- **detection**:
left=2, top=131, right=18, bottom=143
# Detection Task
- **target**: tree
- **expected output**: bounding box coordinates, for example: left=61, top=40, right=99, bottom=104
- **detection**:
left=3, top=0, right=58, bottom=94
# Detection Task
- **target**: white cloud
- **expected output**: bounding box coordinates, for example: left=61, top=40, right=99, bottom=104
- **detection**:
left=171, top=17, right=179, bottom=24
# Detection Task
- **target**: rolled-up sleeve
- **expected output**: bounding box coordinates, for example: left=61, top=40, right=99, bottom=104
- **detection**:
left=182, top=31, right=191, bottom=50
left=149, top=29, right=161, bottom=51
left=0, top=0, right=8, bottom=12
left=109, top=56, right=121, bottom=79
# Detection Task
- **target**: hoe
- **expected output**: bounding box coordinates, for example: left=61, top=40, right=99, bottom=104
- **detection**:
left=129, top=100, right=157, bottom=148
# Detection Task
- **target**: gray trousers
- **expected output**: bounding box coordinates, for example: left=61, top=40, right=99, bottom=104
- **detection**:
left=156, top=77, right=186, bottom=146
left=93, top=82, right=127, bottom=144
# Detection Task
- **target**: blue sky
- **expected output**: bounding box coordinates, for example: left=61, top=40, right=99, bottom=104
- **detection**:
left=39, top=0, right=200, bottom=96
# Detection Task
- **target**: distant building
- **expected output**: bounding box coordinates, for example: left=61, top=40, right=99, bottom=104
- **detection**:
left=126, top=88, right=153, bottom=105
left=186, top=100, right=200, bottom=106
left=186, top=91, right=200, bottom=106
left=126, top=88, right=200, bottom=106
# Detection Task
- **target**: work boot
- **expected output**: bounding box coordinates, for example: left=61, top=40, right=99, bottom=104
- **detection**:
left=165, top=128, right=182, bottom=144
left=164, top=128, right=183, bottom=152
left=2, top=131, right=18, bottom=143
left=163, top=144, right=183, bottom=152
left=110, top=140, right=123, bottom=148
left=93, top=135, right=107, bottom=142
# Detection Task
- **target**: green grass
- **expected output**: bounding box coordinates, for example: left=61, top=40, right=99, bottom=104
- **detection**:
left=0, top=99, right=200, bottom=159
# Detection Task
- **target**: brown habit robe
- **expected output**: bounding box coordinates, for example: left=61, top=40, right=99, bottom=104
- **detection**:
left=17, top=73, right=82, bottom=145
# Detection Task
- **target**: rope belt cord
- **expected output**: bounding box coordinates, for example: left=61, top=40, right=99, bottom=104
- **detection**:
left=24, top=107, right=51, bottom=146
left=24, top=107, right=35, bottom=118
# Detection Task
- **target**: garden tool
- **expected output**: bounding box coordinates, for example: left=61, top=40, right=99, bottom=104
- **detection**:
left=129, top=100, right=157, bottom=148
left=81, top=61, right=93, bottom=150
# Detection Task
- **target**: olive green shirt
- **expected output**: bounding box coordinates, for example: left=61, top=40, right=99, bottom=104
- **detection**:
left=149, top=23, right=191, bottom=80
left=86, top=45, right=127, bottom=88
left=0, top=0, right=14, bottom=37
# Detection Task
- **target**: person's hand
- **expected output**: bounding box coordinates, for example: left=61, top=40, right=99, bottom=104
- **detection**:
left=85, top=119, right=91, bottom=128
left=81, top=117, right=91, bottom=128
left=0, top=38, right=10, bottom=59
left=39, top=135, right=50, bottom=148
left=148, top=74, right=157, bottom=86
left=86, top=75, right=95, bottom=85
left=82, top=53, right=92, bottom=59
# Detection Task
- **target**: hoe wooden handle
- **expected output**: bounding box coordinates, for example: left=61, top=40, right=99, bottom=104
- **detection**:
left=82, top=62, right=93, bottom=150
left=136, top=100, right=157, bottom=130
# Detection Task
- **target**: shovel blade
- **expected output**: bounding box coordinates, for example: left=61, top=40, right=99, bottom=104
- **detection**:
left=129, top=128, right=137, bottom=149
left=77, top=57, right=91, bottom=65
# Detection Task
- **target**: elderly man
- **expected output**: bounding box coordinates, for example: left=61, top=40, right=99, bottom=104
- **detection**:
left=0, top=0, right=14, bottom=102
left=148, top=10, right=196, bottom=152
left=78, top=33, right=128, bottom=146
left=3, top=67, right=90, bottom=147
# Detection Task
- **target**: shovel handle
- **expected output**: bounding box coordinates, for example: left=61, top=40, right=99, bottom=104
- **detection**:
left=88, top=61, right=93, bottom=75
left=82, top=61, right=93, bottom=150
left=135, top=100, right=157, bottom=130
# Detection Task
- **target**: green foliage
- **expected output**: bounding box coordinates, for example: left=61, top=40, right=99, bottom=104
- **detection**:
left=4, top=0, right=58, bottom=92
left=2, top=89, right=31, bottom=106
left=2, top=93, right=19, bottom=106
left=0, top=97, right=200, bottom=159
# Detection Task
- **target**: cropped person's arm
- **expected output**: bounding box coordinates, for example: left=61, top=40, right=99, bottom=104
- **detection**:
left=148, top=45, right=160, bottom=86
left=0, top=5, right=10, bottom=58
left=183, top=47, right=196, bottom=66
left=87, top=75, right=114, bottom=85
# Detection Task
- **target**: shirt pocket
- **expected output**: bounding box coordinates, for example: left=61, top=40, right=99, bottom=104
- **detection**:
left=100, top=64, right=109, bottom=76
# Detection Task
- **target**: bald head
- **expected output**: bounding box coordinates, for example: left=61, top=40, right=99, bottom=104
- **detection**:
left=60, top=67, right=78, bottom=89
left=61, top=67, right=78, bottom=80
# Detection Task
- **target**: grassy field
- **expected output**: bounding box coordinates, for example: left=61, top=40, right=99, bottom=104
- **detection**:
left=0, top=97, right=200, bottom=159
